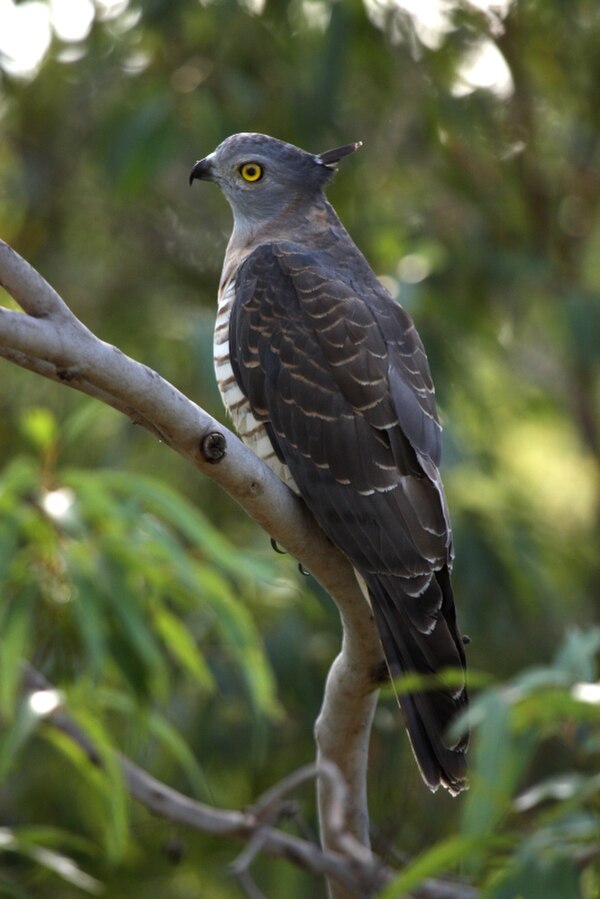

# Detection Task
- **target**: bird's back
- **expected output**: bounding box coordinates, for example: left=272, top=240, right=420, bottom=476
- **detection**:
left=194, top=132, right=468, bottom=793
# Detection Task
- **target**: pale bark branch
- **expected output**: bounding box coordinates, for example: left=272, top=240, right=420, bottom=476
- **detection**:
left=0, top=238, right=383, bottom=896
left=22, top=664, right=476, bottom=899
left=1, top=241, right=475, bottom=899
left=21, top=664, right=388, bottom=897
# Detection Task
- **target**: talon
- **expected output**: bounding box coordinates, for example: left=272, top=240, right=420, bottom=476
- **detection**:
left=298, top=563, right=310, bottom=576
left=270, top=538, right=287, bottom=554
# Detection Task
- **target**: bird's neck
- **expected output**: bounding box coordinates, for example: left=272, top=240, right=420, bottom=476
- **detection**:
left=221, top=195, right=370, bottom=290
left=245, top=193, right=346, bottom=244
left=223, top=195, right=351, bottom=285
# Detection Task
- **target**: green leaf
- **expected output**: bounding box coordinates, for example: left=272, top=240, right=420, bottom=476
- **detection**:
left=0, top=456, right=38, bottom=493
left=0, top=698, right=40, bottom=783
left=514, top=773, right=588, bottom=813
left=199, top=565, right=281, bottom=718
left=19, top=407, right=57, bottom=454
left=382, top=666, right=494, bottom=699
left=58, top=707, right=129, bottom=863
left=553, top=627, right=600, bottom=682
left=23, top=845, right=102, bottom=895
left=95, top=687, right=212, bottom=800
left=91, top=470, right=274, bottom=581
left=5, top=826, right=97, bottom=856
left=486, top=849, right=583, bottom=899
left=0, top=827, right=102, bottom=895
left=380, top=834, right=486, bottom=898
left=462, top=690, right=535, bottom=853
left=153, top=605, right=214, bottom=691
left=0, top=592, right=34, bottom=717
left=61, top=400, right=112, bottom=449
left=99, top=557, right=166, bottom=696
left=69, top=570, right=108, bottom=677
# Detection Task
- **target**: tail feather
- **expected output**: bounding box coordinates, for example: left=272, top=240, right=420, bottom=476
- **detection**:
left=364, top=566, right=468, bottom=795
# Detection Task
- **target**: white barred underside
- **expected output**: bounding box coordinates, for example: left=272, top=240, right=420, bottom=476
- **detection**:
left=214, top=280, right=297, bottom=492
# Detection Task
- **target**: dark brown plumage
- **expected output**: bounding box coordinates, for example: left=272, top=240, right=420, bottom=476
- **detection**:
left=191, top=133, right=469, bottom=794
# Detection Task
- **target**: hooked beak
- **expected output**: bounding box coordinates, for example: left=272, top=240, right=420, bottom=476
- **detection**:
left=189, top=156, right=213, bottom=185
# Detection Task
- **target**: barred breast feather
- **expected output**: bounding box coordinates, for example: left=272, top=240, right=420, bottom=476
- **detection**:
left=214, top=278, right=297, bottom=491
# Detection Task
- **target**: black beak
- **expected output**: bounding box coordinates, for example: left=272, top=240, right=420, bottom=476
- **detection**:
left=189, top=158, right=213, bottom=185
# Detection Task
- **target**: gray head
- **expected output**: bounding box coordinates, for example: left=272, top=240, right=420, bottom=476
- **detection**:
left=190, top=132, right=361, bottom=228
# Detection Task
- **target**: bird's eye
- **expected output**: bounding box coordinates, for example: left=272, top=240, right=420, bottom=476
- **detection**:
left=239, top=162, right=263, bottom=183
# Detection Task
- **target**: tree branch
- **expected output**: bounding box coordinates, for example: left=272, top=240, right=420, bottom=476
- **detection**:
left=21, top=663, right=388, bottom=897
left=0, top=241, right=475, bottom=899
left=22, top=664, right=477, bottom=899
left=0, top=238, right=383, bottom=895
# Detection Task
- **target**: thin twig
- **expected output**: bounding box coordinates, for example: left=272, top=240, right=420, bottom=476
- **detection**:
left=21, top=664, right=477, bottom=899
left=21, top=663, right=387, bottom=896
left=234, top=868, right=269, bottom=899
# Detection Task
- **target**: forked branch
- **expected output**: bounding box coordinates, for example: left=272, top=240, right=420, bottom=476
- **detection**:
left=0, top=238, right=382, bottom=897
left=1, top=241, right=475, bottom=899
left=22, top=664, right=477, bottom=899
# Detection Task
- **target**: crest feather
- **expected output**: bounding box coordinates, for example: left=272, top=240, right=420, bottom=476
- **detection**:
left=316, top=141, right=363, bottom=169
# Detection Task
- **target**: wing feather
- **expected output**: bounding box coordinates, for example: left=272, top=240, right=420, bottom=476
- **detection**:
left=228, top=241, right=468, bottom=793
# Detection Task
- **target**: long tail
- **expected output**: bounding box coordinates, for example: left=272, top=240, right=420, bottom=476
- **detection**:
left=364, top=566, right=468, bottom=795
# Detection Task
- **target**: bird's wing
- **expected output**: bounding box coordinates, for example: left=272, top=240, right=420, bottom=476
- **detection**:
left=229, top=240, right=468, bottom=794
left=229, top=241, right=450, bottom=580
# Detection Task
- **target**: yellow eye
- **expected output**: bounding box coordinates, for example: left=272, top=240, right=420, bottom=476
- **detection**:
left=239, top=162, right=263, bottom=182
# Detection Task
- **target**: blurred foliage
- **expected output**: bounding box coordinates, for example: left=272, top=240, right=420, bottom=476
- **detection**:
left=0, top=0, right=599, bottom=896
left=385, top=628, right=600, bottom=898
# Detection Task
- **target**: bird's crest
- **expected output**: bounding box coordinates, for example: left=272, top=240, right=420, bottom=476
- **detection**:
left=316, top=141, right=363, bottom=169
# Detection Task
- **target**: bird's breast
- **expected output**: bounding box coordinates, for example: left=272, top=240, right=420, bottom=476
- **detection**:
left=214, top=280, right=298, bottom=492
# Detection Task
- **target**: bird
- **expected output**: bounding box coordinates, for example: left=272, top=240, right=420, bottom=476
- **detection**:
left=190, top=133, right=468, bottom=795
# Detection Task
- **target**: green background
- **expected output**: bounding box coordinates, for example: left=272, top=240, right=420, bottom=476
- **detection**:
left=0, top=0, right=599, bottom=896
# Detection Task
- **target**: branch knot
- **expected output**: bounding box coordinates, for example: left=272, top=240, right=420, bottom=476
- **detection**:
left=201, top=430, right=227, bottom=463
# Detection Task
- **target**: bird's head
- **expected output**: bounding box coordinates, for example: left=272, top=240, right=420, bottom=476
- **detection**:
left=190, top=132, right=361, bottom=228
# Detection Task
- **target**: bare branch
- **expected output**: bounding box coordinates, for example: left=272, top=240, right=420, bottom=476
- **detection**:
left=234, top=869, right=268, bottom=899
left=0, top=242, right=72, bottom=318
left=21, top=664, right=477, bottom=899
left=21, top=664, right=388, bottom=897
left=0, top=239, right=383, bottom=863
left=2, top=241, right=477, bottom=899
